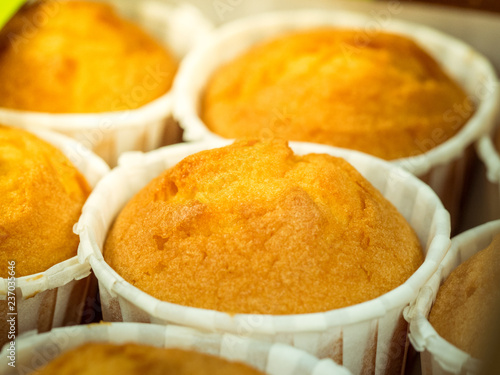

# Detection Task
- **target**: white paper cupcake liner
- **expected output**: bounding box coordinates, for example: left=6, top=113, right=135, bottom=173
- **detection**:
left=0, top=322, right=351, bottom=375
left=0, top=0, right=214, bottom=167
left=476, top=130, right=500, bottom=222
left=0, top=128, right=109, bottom=348
left=405, top=220, right=500, bottom=375
left=76, top=139, right=451, bottom=375
left=172, top=9, right=500, bottom=229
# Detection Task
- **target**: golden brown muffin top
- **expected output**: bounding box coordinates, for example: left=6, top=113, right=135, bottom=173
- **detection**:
left=201, top=29, right=473, bottom=160
left=34, top=342, right=264, bottom=375
left=0, top=125, right=90, bottom=277
left=104, top=139, right=423, bottom=315
left=0, top=0, right=177, bottom=113
left=429, top=234, right=500, bottom=359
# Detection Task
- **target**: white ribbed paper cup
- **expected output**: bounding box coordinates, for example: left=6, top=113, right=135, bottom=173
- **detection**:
left=405, top=220, right=500, bottom=375
left=0, top=128, right=109, bottom=348
left=476, top=130, right=500, bottom=222
left=172, top=9, right=500, bottom=229
left=0, top=0, right=214, bottom=167
left=77, top=140, right=451, bottom=375
left=0, top=322, right=351, bottom=375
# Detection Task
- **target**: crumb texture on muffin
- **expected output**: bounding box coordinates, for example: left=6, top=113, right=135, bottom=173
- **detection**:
left=0, top=0, right=177, bottom=113
left=34, top=342, right=264, bottom=374
left=105, top=139, right=423, bottom=315
left=429, top=234, right=500, bottom=359
left=202, top=29, right=473, bottom=160
left=0, top=125, right=90, bottom=277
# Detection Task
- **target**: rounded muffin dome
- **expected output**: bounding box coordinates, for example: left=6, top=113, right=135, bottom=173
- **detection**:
left=0, top=125, right=91, bottom=277
left=0, top=0, right=177, bottom=113
left=104, top=139, right=423, bottom=315
left=201, top=29, right=473, bottom=160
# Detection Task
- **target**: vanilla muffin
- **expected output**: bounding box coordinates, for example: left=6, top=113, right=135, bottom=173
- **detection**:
left=34, top=342, right=264, bottom=375
left=201, top=29, right=473, bottom=160
left=104, top=139, right=423, bottom=315
left=0, top=125, right=91, bottom=277
left=428, top=234, right=500, bottom=359
left=0, top=0, right=177, bottom=113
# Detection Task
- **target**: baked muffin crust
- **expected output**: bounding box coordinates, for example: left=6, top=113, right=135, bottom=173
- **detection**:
left=0, top=0, right=177, bottom=113
left=201, top=29, right=473, bottom=160
left=105, top=139, right=423, bottom=315
left=0, top=125, right=90, bottom=277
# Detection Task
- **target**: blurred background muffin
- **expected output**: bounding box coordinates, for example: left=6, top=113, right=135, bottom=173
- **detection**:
left=428, top=233, right=500, bottom=360
left=104, top=139, right=423, bottom=315
left=407, top=220, right=500, bottom=375
left=201, top=29, right=473, bottom=160
left=0, top=0, right=177, bottom=113
left=0, top=322, right=349, bottom=375
left=34, top=342, right=265, bottom=375
left=0, top=125, right=90, bottom=277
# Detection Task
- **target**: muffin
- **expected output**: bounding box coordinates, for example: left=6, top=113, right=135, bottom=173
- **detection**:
left=428, top=234, right=500, bottom=359
left=34, top=342, right=264, bottom=375
left=0, top=0, right=177, bottom=113
left=104, top=138, right=423, bottom=315
left=0, top=125, right=91, bottom=277
left=201, top=29, right=473, bottom=160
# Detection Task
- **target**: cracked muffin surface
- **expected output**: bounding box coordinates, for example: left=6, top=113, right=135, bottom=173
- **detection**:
left=104, top=139, right=423, bottom=314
